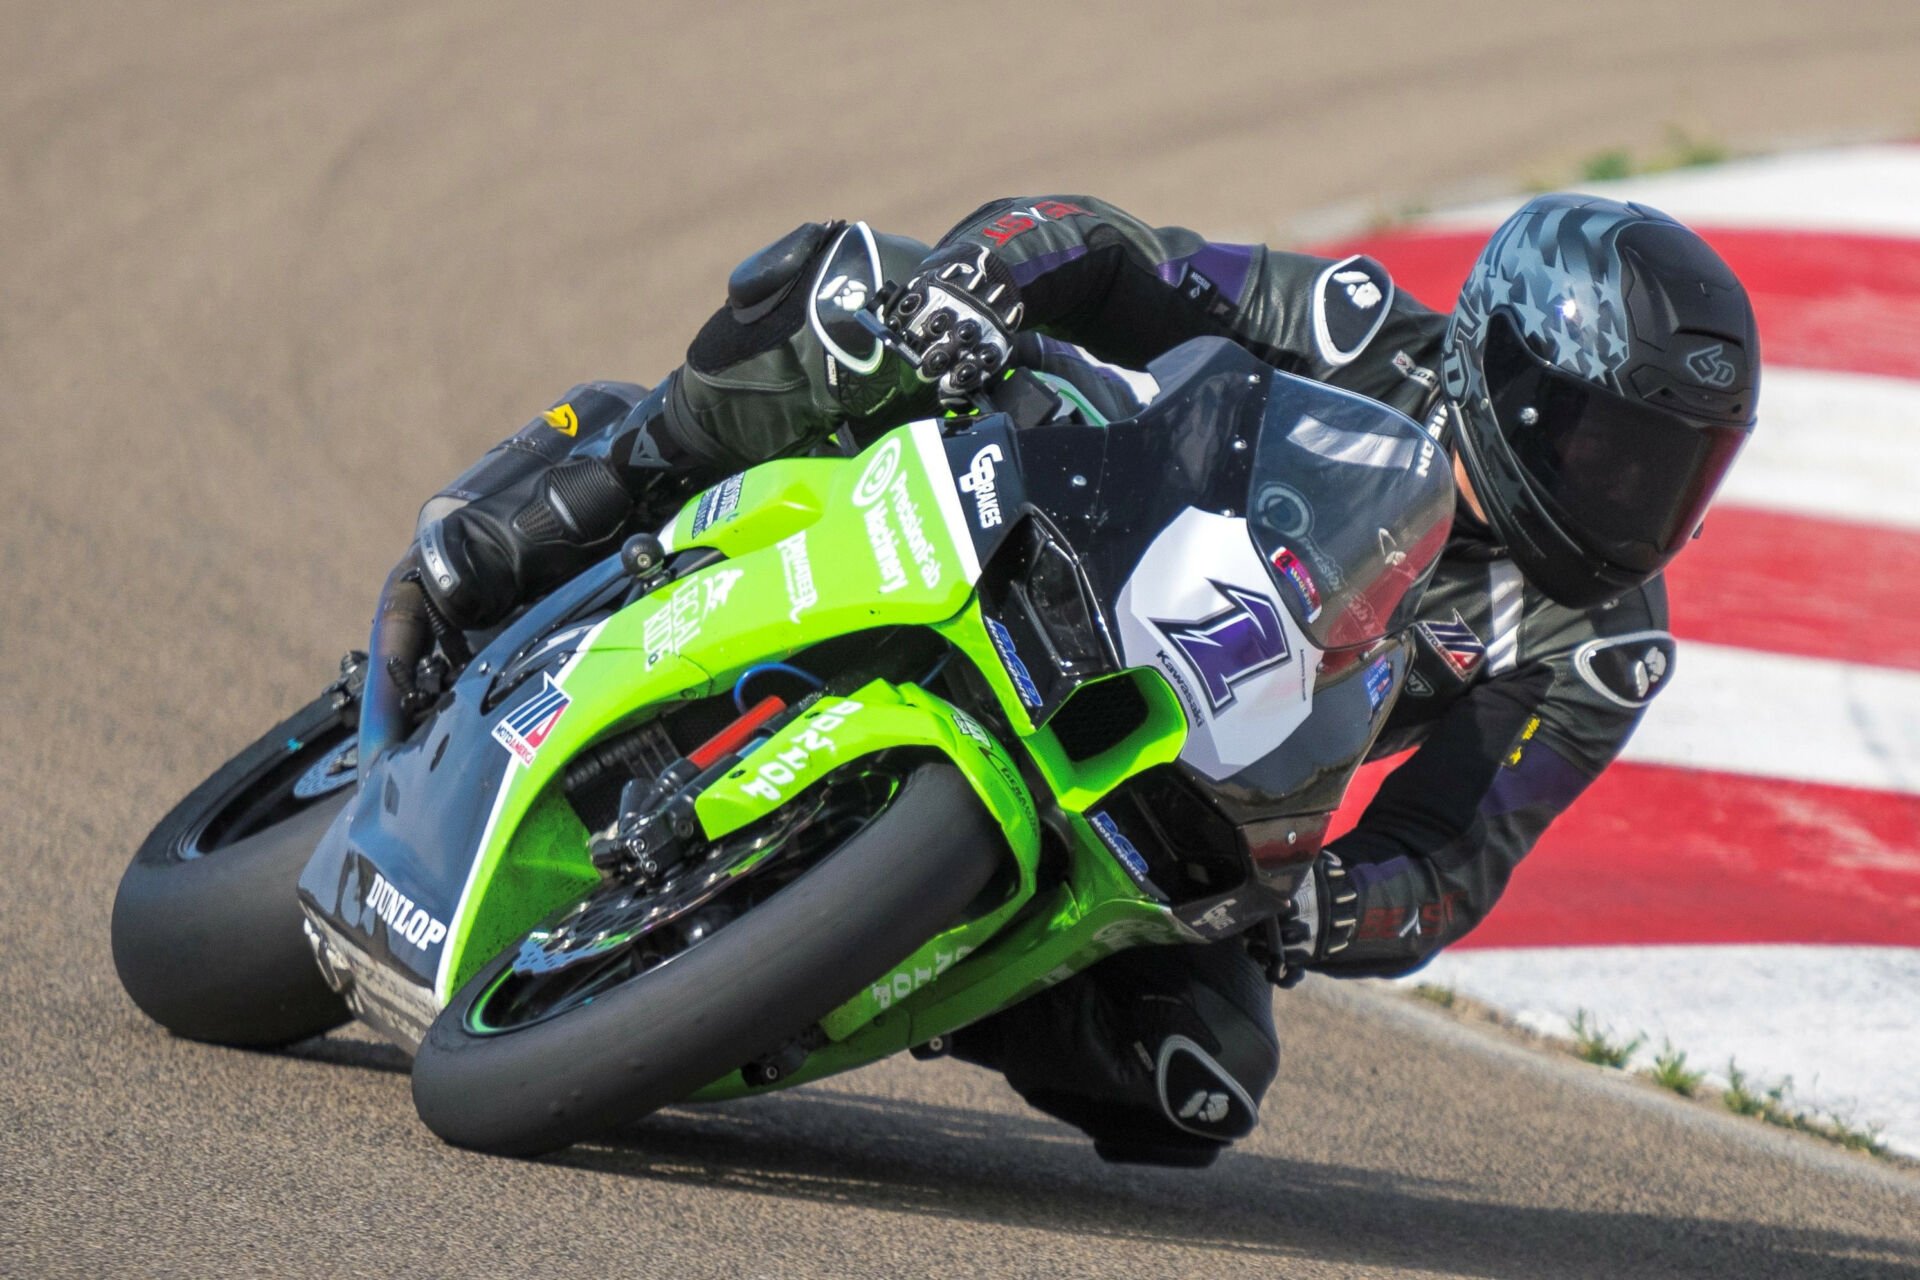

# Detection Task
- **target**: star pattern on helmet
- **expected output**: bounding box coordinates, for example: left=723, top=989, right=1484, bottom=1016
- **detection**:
left=1455, top=198, right=1635, bottom=397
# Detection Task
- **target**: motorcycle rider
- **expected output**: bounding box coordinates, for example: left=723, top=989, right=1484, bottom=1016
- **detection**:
left=407, top=193, right=1759, bottom=1165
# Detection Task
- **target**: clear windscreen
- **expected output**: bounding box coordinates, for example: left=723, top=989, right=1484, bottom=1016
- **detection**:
left=1245, top=375, right=1456, bottom=650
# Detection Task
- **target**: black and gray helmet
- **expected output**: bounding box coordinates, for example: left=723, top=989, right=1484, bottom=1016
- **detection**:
left=1440, top=194, right=1759, bottom=608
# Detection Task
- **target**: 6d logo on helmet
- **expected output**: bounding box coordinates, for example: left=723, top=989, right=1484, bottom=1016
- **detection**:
left=1683, top=342, right=1738, bottom=389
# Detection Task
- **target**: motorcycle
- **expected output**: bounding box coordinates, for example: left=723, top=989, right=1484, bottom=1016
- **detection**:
left=111, top=224, right=1454, bottom=1157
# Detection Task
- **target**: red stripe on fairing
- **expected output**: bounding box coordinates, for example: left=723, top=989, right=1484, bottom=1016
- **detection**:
left=1331, top=757, right=1920, bottom=947
left=1665, top=505, right=1920, bottom=671
left=1308, top=228, right=1920, bottom=378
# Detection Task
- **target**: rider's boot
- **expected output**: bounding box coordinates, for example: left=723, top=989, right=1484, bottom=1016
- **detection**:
left=415, top=385, right=720, bottom=630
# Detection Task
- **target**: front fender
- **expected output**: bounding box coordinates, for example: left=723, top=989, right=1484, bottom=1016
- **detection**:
left=695, top=678, right=1039, bottom=859
left=693, top=678, right=1043, bottom=1045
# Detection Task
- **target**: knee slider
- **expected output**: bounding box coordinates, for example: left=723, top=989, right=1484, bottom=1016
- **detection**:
left=1154, top=1033, right=1261, bottom=1142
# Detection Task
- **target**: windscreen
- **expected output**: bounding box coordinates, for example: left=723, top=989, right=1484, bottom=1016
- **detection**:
left=1245, top=375, right=1455, bottom=650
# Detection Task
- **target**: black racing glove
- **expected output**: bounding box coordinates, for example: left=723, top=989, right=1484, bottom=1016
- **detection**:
left=416, top=457, right=634, bottom=630
left=1275, top=851, right=1359, bottom=987
left=885, top=243, right=1025, bottom=405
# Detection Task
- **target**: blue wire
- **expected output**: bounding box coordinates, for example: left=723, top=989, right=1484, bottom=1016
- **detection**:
left=916, top=652, right=952, bottom=687
left=732, top=662, right=826, bottom=712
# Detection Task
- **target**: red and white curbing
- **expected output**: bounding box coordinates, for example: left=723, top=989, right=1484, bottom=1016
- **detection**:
left=1316, top=144, right=1920, bottom=1157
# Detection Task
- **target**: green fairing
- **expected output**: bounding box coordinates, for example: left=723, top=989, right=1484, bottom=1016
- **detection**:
left=437, top=418, right=1198, bottom=1098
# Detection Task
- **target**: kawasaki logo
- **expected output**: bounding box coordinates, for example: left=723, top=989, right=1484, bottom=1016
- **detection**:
left=959, top=443, right=1004, bottom=529
left=1153, top=581, right=1291, bottom=713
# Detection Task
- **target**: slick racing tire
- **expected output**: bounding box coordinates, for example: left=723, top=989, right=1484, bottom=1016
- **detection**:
left=411, top=763, right=1002, bottom=1157
left=111, top=686, right=359, bottom=1048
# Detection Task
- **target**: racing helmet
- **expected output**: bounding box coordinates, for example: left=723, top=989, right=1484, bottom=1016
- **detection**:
left=1440, top=194, right=1759, bottom=608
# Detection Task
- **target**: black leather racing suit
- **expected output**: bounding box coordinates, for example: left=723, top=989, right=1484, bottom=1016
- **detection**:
left=895, top=196, right=1675, bottom=977
left=421, top=197, right=1677, bottom=1162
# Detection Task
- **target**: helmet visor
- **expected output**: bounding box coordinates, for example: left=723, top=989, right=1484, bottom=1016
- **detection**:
left=1483, top=312, right=1748, bottom=569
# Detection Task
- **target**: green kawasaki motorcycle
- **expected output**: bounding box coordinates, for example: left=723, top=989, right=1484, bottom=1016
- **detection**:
left=112, top=225, right=1454, bottom=1157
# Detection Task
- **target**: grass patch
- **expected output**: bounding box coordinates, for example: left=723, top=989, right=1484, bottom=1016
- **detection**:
left=1391, top=985, right=1905, bottom=1165
left=1569, top=1010, right=1642, bottom=1068
left=1721, top=1062, right=1889, bottom=1157
left=1723, top=1061, right=1768, bottom=1116
left=1662, top=125, right=1728, bottom=169
left=1647, top=1041, right=1706, bottom=1097
left=1579, top=149, right=1634, bottom=182
left=1570, top=125, right=1734, bottom=187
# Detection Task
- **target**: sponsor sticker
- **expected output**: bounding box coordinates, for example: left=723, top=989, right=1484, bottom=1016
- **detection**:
left=1268, top=546, right=1322, bottom=622
left=889, top=471, right=942, bottom=590
left=959, top=443, right=1005, bottom=529
left=1418, top=611, right=1486, bottom=680
left=778, top=531, right=817, bottom=622
left=736, top=700, right=864, bottom=802
left=1364, top=655, right=1393, bottom=713
left=491, top=672, right=571, bottom=766
left=642, top=567, right=744, bottom=668
left=541, top=403, right=579, bottom=436
left=362, top=872, right=449, bottom=953
left=853, top=438, right=903, bottom=507
left=1089, top=810, right=1152, bottom=884
left=869, top=943, right=974, bottom=1010
left=984, top=616, right=1043, bottom=708
left=854, top=438, right=942, bottom=593
left=690, top=473, right=744, bottom=537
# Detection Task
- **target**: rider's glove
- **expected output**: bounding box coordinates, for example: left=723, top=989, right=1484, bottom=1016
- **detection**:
left=416, top=457, right=634, bottom=630
left=885, top=244, right=1025, bottom=405
left=1273, top=851, right=1358, bottom=988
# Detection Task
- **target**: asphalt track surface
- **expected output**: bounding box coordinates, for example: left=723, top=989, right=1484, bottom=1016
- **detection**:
left=6, top=3, right=1920, bottom=1276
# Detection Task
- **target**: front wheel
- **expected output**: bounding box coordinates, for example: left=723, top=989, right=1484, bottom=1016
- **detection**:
left=410, top=763, right=1003, bottom=1157
left=111, top=678, right=360, bottom=1047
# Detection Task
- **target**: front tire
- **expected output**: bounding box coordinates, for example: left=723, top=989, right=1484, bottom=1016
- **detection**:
left=410, top=763, right=1003, bottom=1157
left=111, top=686, right=359, bottom=1047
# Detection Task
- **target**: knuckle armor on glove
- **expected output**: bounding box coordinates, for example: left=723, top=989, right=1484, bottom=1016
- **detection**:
left=1277, top=851, right=1359, bottom=985
left=886, top=243, right=1025, bottom=404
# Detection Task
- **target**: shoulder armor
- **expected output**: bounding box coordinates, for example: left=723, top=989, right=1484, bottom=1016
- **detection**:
left=1312, top=254, right=1395, bottom=367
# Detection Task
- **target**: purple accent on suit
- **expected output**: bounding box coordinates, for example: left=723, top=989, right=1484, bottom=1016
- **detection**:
left=1156, top=242, right=1259, bottom=304
left=1482, top=744, right=1591, bottom=819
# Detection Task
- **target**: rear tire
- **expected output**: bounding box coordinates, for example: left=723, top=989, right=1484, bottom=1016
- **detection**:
left=111, top=689, right=358, bottom=1047
left=411, top=763, right=1002, bottom=1157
